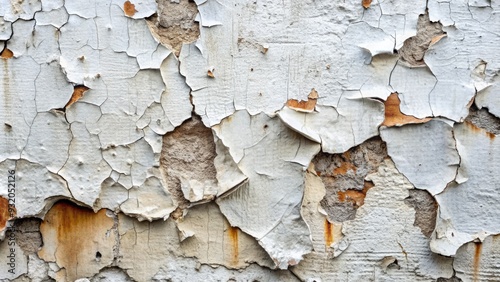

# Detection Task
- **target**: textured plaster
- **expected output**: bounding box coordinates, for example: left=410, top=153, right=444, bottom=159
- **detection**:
left=0, top=0, right=500, bottom=280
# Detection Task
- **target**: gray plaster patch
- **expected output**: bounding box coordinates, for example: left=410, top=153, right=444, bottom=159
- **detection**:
left=13, top=218, right=42, bottom=255
left=160, top=115, right=217, bottom=212
left=316, top=137, right=387, bottom=222
left=147, top=0, right=200, bottom=55
left=404, top=189, right=438, bottom=237
left=399, top=12, right=445, bottom=66
left=465, top=104, right=500, bottom=135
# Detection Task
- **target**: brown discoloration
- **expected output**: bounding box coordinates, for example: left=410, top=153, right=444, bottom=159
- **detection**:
left=465, top=121, right=496, bottom=140
left=324, top=219, right=334, bottom=247
left=0, top=48, right=13, bottom=59
left=228, top=226, right=239, bottom=266
left=207, top=68, right=215, bottom=78
left=286, top=88, right=318, bottom=113
left=65, top=85, right=89, bottom=109
left=465, top=105, right=498, bottom=135
left=383, top=93, right=431, bottom=127
left=0, top=197, right=12, bottom=232
left=38, top=201, right=115, bottom=281
left=473, top=242, right=482, bottom=282
left=337, top=180, right=373, bottom=207
left=486, top=131, right=496, bottom=140
left=123, top=1, right=136, bottom=16
left=362, top=0, right=372, bottom=8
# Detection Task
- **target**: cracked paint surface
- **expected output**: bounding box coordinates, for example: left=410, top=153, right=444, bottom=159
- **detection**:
left=1, top=0, right=500, bottom=281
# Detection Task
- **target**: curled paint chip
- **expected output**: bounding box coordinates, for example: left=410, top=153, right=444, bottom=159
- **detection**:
left=286, top=88, right=319, bottom=113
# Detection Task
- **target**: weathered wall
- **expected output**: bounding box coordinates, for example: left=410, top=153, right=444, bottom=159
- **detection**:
left=0, top=0, right=499, bottom=281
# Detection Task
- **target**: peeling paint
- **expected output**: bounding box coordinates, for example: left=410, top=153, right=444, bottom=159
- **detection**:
left=383, top=93, right=431, bottom=127
left=1, top=0, right=500, bottom=280
left=38, top=201, right=115, bottom=281
left=65, top=86, right=89, bottom=109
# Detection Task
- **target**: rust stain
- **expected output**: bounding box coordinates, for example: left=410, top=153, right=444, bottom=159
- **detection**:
left=383, top=93, right=431, bottom=127
left=286, top=88, right=318, bottom=113
left=337, top=181, right=374, bottom=207
left=465, top=121, right=496, bottom=140
left=362, top=0, right=372, bottom=9
left=123, top=0, right=136, bottom=16
left=324, top=219, right=334, bottom=247
left=0, top=48, right=13, bottom=59
left=473, top=242, right=482, bottom=282
left=0, top=197, right=14, bottom=232
left=65, top=85, right=89, bottom=109
left=228, top=226, right=239, bottom=266
left=38, top=201, right=114, bottom=281
left=333, top=161, right=357, bottom=175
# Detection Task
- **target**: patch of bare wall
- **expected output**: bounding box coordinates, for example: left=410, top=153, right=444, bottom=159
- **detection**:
left=1, top=0, right=500, bottom=281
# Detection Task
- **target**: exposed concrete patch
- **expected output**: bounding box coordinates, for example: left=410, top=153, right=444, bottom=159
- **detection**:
left=399, top=12, right=445, bottom=66
left=315, top=137, right=387, bottom=222
left=160, top=116, right=218, bottom=211
left=146, top=0, right=200, bottom=55
left=465, top=104, right=500, bottom=135
left=404, top=189, right=438, bottom=237
left=13, top=218, right=42, bottom=255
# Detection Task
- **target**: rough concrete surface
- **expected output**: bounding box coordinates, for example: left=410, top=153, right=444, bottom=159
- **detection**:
left=0, top=0, right=500, bottom=281
left=316, top=137, right=387, bottom=222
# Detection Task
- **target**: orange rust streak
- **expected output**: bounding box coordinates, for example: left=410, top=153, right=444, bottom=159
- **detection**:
left=0, top=48, right=13, bottom=59
left=123, top=1, right=136, bottom=16
left=228, top=226, right=239, bottom=266
left=465, top=121, right=496, bottom=140
left=383, top=93, right=431, bottom=127
left=0, top=197, right=12, bottom=231
left=362, top=0, right=372, bottom=8
left=65, top=86, right=89, bottom=109
left=324, top=219, right=334, bottom=247
left=473, top=242, right=482, bottom=282
left=39, top=201, right=112, bottom=281
left=337, top=181, right=374, bottom=207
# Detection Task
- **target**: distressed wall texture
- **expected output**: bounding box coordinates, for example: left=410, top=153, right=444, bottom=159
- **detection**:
left=0, top=0, right=499, bottom=281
